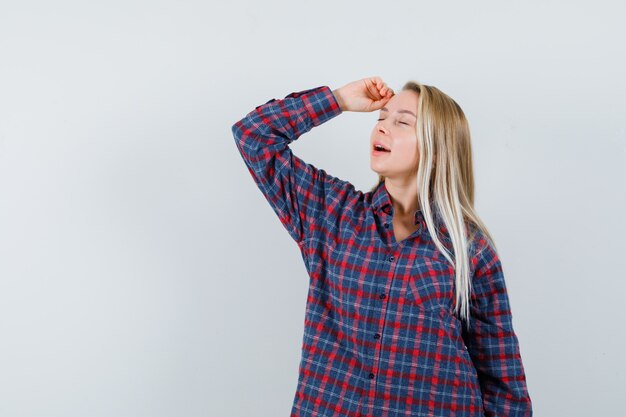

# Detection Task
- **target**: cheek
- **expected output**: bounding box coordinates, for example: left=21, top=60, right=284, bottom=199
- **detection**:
left=396, top=144, right=419, bottom=166
left=397, top=141, right=417, bottom=157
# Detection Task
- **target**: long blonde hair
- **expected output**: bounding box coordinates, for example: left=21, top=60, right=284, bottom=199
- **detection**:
left=370, top=80, right=497, bottom=329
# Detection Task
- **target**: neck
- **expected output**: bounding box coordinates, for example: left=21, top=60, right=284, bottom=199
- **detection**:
left=384, top=178, right=419, bottom=216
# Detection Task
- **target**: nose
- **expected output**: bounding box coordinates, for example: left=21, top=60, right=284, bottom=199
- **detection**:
left=377, top=120, right=389, bottom=135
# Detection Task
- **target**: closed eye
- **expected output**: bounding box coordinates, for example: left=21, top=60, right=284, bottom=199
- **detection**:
left=377, top=118, right=409, bottom=125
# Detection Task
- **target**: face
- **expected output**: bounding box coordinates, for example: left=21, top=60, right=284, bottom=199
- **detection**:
left=370, top=90, right=419, bottom=180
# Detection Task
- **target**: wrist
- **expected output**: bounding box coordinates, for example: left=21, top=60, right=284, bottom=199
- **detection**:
left=332, top=88, right=347, bottom=112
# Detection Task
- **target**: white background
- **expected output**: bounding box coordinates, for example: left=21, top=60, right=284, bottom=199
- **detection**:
left=1, top=1, right=624, bottom=416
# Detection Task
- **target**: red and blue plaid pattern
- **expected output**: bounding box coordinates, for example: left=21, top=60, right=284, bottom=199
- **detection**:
left=231, top=85, right=533, bottom=416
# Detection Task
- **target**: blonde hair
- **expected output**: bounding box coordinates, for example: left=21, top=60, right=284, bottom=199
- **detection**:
left=370, top=80, right=497, bottom=329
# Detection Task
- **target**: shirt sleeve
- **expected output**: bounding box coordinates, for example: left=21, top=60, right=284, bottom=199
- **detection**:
left=462, top=240, right=533, bottom=417
left=231, top=85, right=349, bottom=246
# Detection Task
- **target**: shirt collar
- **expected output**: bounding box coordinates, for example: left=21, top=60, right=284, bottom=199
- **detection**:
left=372, top=181, right=427, bottom=225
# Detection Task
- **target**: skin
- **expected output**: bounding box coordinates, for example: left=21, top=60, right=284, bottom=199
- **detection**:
left=333, top=76, right=421, bottom=240
left=369, top=89, right=421, bottom=222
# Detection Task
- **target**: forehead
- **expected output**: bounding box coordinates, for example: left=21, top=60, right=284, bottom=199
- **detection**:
left=380, top=90, right=418, bottom=116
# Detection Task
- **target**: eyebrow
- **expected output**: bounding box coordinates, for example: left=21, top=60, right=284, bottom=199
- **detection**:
left=380, top=107, right=416, bottom=118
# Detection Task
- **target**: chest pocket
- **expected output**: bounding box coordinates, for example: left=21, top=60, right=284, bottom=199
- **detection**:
left=405, top=256, right=457, bottom=313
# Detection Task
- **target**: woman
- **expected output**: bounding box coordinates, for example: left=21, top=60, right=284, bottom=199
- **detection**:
left=231, top=76, right=533, bottom=417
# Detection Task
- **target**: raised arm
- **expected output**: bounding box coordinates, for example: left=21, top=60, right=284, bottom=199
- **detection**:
left=231, top=85, right=348, bottom=246
left=231, top=77, right=394, bottom=247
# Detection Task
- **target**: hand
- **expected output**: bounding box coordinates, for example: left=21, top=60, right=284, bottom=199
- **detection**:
left=332, top=76, right=394, bottom=112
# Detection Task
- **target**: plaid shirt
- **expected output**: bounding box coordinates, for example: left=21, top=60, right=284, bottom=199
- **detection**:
left=231, top=86, right=533, bottom=417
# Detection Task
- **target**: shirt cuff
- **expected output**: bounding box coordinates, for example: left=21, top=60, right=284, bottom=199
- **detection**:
left=285, top=86, right=343, bottom=128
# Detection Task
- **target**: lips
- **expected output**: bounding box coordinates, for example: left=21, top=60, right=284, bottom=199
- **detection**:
left=373, top=141, right=390, bottom=152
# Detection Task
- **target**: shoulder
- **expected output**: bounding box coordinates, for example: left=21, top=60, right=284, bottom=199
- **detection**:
left=466, top=223, right=500, bottom=277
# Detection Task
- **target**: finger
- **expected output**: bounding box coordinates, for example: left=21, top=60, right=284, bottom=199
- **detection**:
left=368, top=78, right=381, bottom=93
left=370, top=97, right=390, bottom=111
left=366, top=82, right=381, bottom=100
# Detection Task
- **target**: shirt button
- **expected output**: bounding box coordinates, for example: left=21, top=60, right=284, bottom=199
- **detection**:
left=389, top=255, right=394, bottom=262
left=368, top=373, right=375, bottom=379
left=384, top=222, right=389, bottom=228
left=374, top=333, right=380, bottom=339
left=379, top=293, right=386, bottom=299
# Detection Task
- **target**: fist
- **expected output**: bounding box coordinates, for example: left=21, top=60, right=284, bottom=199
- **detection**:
left=332, top=76, right=394, bottom=112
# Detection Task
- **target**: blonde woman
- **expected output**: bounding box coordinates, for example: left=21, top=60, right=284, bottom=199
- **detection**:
left=232, top=76, right=533, bottom=416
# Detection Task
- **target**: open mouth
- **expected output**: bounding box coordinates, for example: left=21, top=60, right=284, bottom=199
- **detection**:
left=373, top=144, right=390, bottom=153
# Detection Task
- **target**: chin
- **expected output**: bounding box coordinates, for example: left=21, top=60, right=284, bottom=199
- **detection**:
left=370, top=162, right=385, bottom=174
